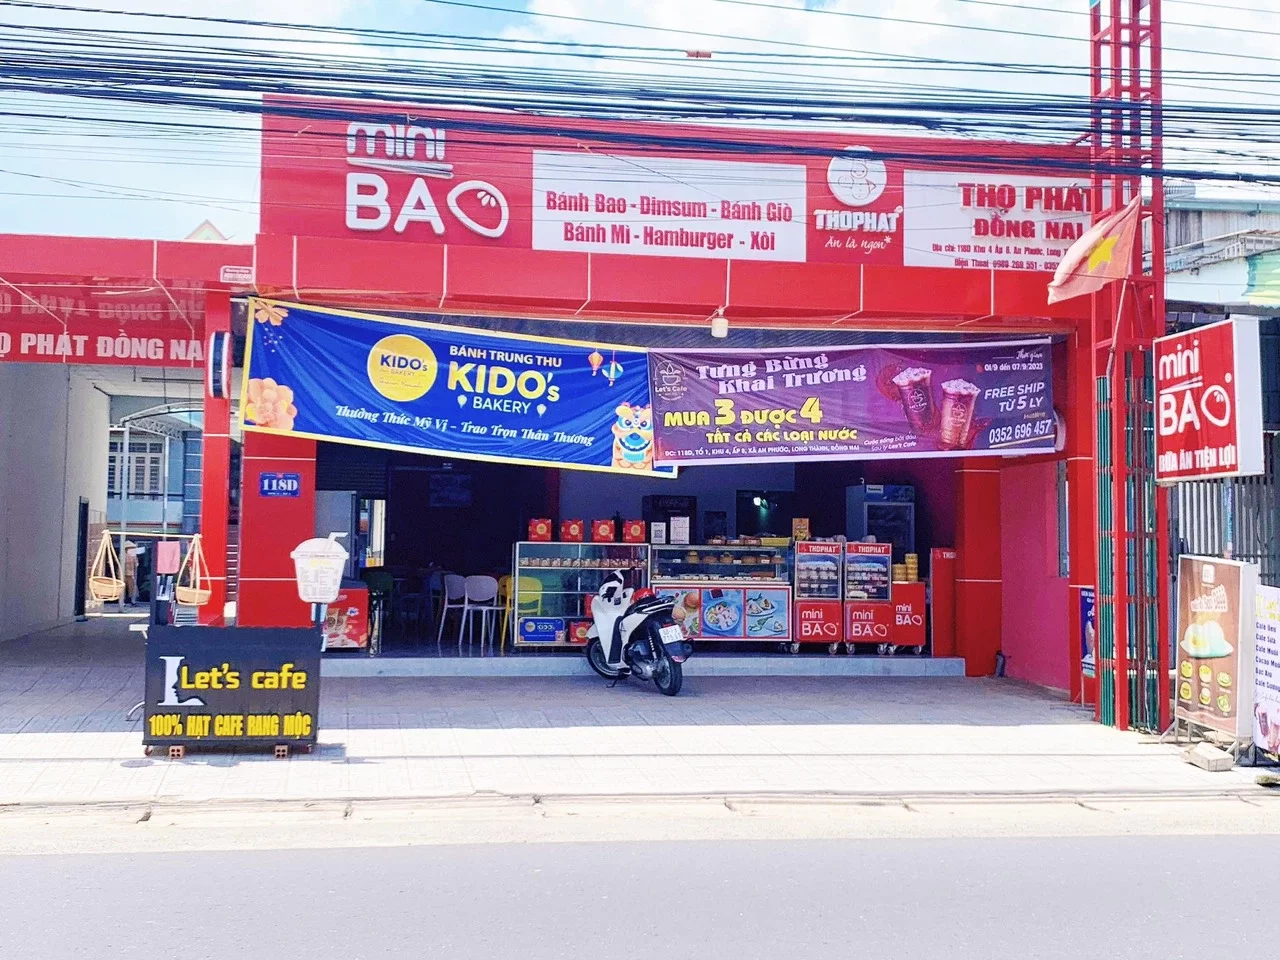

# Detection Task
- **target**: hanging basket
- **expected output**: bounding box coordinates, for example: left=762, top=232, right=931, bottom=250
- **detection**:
left=88, top=531, right=125, bottom=603
left=175, top=534, right=212, bottom=607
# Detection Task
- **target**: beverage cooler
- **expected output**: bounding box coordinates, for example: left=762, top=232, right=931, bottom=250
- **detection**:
left=845, top=484, right=915, bottom=563
left=793, top=541, right=845, bottom=653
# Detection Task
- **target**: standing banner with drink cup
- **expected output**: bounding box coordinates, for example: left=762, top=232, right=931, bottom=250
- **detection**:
left=648, top=340, right=1055, bottom=465
left=1254, top=584, right=1280, bottom=761
left=1174, top=555, right=1259, bottom=742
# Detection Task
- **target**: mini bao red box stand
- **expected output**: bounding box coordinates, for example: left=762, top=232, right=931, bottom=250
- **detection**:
left=528, top=518, right=552, bottom=541
left=621, top=519, right=646, bottom=543
left=591, top=519, right=616, bottom=542
left=560, top=519, right=585, bottom=542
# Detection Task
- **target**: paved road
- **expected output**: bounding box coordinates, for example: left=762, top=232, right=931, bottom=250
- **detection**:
left=2, top=836, right=1276, bottom=959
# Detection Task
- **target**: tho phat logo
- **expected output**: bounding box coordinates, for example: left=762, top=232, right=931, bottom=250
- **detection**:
left=368, top=334, right=439, bottom=402
left=344, top=121, right=511, bottom=239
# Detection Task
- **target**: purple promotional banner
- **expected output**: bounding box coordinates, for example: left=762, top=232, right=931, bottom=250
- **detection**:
left=649, top=339, right=1055, bottom=465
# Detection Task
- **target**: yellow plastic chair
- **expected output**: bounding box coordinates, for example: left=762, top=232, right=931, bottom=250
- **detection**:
left=502, top=577, right=543, bottom=649
left=498, top=575, right=514, bottom=651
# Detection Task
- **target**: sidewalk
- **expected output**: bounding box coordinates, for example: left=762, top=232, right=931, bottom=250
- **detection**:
left=0, top=621, right=1267, bottom=808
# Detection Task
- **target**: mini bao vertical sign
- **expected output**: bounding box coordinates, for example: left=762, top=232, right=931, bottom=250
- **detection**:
left=1154, top=318, right=1264, bottom=482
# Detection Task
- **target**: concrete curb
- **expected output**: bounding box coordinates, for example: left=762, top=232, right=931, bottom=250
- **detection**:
left=3, top=785, right=1277, bottom=818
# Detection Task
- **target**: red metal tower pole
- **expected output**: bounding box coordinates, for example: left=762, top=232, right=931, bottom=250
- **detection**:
left=1089, top=0, right=1167, bottom=731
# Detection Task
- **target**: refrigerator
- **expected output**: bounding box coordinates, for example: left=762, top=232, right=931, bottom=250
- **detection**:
left=845, top=484, right=916, bottom=563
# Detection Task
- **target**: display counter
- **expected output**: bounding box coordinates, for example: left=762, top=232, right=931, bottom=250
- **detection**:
left=512, top=541, right=649, bottom=647
left=652, top=543, right=792, bottom=643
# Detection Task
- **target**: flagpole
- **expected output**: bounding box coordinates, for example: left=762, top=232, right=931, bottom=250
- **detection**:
left=1103, top=279, right=1129, bottom=382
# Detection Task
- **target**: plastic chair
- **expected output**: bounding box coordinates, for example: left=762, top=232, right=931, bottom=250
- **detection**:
left=502, top=577, right=543, bottom=651
left=461, top=575, right=501, bottom=656
left=435, top=574, right=467, bottom=654
left=497, top=575, right=513, bottom=652
left=395, top=575, right=426, bottom=634
left=362, top=569, right=395, bottom=641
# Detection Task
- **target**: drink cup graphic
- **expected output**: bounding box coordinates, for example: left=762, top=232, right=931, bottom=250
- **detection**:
left=938, top=379, right=980, bottom=448
left=891, top=367, right=936, bottom=433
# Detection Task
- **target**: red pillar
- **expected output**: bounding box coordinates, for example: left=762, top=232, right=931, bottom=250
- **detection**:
left=237, top=431, right=316, bottom=628
left=198, top=291, right=231, bottom=626
left=1066, top=319, right=1098, bottom=708
left=954, top=462, right=1001, bottom=676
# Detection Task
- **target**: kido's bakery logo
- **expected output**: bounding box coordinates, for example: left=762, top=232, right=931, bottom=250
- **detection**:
left=367, top=334, right=439, bottom=401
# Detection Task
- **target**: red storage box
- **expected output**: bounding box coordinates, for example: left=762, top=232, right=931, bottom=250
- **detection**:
left=560, top=519, right=585, bottom=542
left=591, top=519, right=616, bottom=542
left=622, top=519, right=646, bottom=543
left=528, top=518, right=553, bottom=541
left=568, top=620, right=592, bottom=645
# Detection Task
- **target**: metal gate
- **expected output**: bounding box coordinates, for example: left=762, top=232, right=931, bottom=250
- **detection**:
left=1171, top=432, right=1280, bottom=588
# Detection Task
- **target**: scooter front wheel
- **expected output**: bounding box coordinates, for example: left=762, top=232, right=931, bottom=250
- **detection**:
left=586, top=639, right=623, bottom=680
left=653, top=652, right=683, bottom=696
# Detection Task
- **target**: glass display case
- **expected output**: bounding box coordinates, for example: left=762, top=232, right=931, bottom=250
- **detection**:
left=651, top=543, right=792, bottom=643
left=650, top=544, right=792, bottom=584
left=794, top=542, right=843, bottom=600
left=511, top=542, right=649, bottom=648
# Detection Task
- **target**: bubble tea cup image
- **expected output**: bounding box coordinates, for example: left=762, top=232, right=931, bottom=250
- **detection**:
left=891, top=367, right=937, bottom=434
left=939, top=379, right=980, bottom=448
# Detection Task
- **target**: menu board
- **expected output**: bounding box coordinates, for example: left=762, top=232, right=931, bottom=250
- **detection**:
left=845, top=542, right=893, bottom=602
left=1254, top=584, right=1280, bottom=760
left=1174, top=555, right=1256, bottom=739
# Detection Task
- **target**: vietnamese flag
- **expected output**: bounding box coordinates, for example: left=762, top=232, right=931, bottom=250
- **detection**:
left=1046, top=197, right=1141, bottom=304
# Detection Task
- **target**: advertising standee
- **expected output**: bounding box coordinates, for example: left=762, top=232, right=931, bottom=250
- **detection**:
left=1254, top=584, right=1280, bottom=760
left=143, top=627, right=321, bottom=749
left=1174, top=555, right=1258, bottom=741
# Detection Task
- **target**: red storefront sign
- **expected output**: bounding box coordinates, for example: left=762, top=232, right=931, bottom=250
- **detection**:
left=0, top=283, right=206, bottom=366
left=1154, top=318, right=1264, bottom=482
left=260, top=97, right=1090, bottom=272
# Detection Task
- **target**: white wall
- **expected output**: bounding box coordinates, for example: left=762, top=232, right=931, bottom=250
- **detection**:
left=0, top=366, right=109, bottom=641
left=558, top=463, right=795, bottom=539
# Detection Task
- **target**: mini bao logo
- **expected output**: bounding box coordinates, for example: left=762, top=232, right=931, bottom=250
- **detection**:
left=367, top=334, right=439, bottom=402
left=826, top=147, right=887, bottom=207
left=344, top=121, right=511, bottom=238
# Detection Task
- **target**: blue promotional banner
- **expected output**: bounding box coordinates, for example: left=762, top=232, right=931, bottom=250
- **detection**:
left=241, top=300, right=670, bottom=475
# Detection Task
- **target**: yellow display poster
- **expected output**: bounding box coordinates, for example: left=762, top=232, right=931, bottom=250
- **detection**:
left=1174, top=555, right=1258, bottom=741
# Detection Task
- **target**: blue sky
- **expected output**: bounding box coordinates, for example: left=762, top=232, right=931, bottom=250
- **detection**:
left=0, top=0, right=1273, bottom=242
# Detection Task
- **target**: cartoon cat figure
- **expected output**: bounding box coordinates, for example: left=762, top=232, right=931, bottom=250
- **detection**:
left=611, top=402, right=654, bottom=471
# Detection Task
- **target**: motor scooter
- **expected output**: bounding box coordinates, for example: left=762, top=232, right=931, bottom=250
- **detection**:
left=585, top=570, right=692, bottom=696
